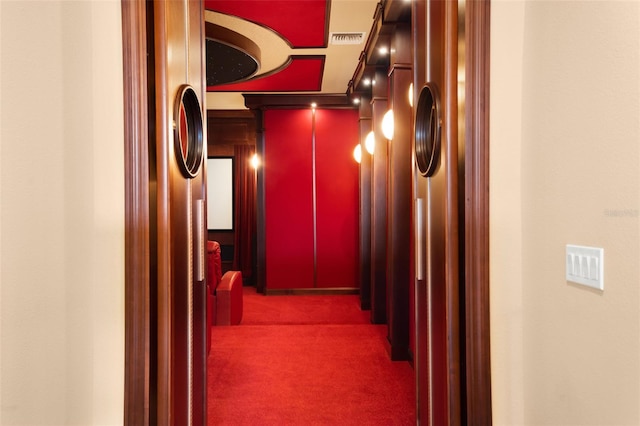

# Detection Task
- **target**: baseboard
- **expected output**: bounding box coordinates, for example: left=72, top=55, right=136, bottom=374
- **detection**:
left=265, top=287, right=360, bottom=296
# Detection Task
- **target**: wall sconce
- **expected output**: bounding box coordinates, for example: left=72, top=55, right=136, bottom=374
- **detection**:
left=408, top=83, right=414, bottom=108
left=251, top=153, right=260, bottom=169
left=353, top=144, right=362, bottom=164
left=382, top=109, right=394, bottom=140
left=364, top=130, right=375, bottom=155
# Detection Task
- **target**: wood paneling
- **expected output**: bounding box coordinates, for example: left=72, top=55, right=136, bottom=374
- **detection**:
left=207, top=110, right=256, bottom=156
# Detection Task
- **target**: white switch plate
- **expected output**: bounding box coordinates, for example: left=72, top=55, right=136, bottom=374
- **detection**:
left=566, top=245, right=604, bottom=290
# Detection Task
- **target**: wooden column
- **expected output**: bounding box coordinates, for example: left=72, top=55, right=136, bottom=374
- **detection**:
left=359, top=96, right=373, bottom=310
left=386, top=23, right=413, bottom=361
left=370, top=67, right=389, bottom=324
left=413, top=0, right=462, bottom=424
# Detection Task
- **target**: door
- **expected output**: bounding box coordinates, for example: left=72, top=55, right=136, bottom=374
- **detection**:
left=151, top=1, right=207, bottom=424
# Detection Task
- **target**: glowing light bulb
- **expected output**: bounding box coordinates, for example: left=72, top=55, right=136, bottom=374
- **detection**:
left=408, top=83, right=414, bottom=107
left=364, top=130, right=375, bottom=155
left=353, top=144, right=362, bottom=164
left=250, top=153, right=260, bottom=169
left=382, top=109, right=394, bottom=140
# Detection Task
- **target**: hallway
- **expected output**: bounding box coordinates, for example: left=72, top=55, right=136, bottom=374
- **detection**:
left=207, top=287, right=416, bottom=425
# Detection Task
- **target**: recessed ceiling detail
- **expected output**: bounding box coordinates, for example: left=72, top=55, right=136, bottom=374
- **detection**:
left=208, top=56, right=325, bottom=92
left=204, top=0, right=380, bottom=108
left=205, top=0, right=330, bottom=48
left=206, top=40, right=259, bottom=86
left=206, top=22, right=261, bottom=86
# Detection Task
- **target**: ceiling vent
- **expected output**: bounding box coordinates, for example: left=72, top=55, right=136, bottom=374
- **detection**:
left=330, top=32, right=366, bottom=45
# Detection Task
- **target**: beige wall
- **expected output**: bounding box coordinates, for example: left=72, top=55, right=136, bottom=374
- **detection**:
left=491, top=1, right=640, bottom=425
left=0, top=1, right=124, bottom=424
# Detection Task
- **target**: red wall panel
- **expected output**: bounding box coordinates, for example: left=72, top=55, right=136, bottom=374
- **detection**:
left=264, top=108, right=359, bottom=290
left=265, top=109, right=315, bottom=289
left=315, top=109, right=359, bottom=288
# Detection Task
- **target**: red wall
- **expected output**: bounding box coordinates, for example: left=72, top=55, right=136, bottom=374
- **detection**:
left=264, top=109, right=359, bottom=290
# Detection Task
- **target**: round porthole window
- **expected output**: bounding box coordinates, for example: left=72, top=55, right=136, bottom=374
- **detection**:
left=174, top=85, right=204, bottom=178
left=414, top=83, right=441, bottom=177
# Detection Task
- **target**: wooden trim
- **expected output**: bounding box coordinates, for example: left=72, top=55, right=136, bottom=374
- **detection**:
left=122, top=1, right=151, bottom=425
left=465, top=0, right=492, bottom=424
left=244, top=93, right=356, bottom=110
left=207, top=109, right=255, bottom=119
left=152, top=1, right=172, bottom=423
left=445, top=1, right=462, bottom=424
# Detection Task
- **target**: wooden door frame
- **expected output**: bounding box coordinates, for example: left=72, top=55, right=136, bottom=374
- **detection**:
left=122, top=0, right=492, bottom=423
left=464, top=0, right=492, bottom=423
left=122, top=1, right=152, bottom=424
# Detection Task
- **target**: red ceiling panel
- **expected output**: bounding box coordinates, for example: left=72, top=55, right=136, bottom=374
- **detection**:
left=207, top=56, right=325, bottom=92
left=205, top=0, right=329, bottom=48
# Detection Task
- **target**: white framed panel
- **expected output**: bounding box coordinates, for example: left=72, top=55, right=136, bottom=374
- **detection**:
left=206, top=157, right=233, bottom=230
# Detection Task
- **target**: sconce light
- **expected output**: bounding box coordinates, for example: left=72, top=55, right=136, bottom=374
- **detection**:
left=250, top=153, right=260, bottom=169
left=364, top=131, right=375, bottom=155
left=408, top=83, right=414, bottom=108
left=353, top=144, right=362, bottom=164
left=382, top=109, right=394, bottom=140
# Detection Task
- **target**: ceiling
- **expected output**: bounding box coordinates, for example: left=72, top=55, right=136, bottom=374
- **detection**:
left=204, top=0, right=382, bottom=110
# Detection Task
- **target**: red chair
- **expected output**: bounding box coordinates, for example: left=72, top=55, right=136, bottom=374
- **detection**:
left=215, top=270, right=243, bottom=326
left=207, top=241, right=243, bottom=329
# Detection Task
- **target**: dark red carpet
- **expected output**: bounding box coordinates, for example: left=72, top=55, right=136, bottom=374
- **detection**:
left=208, top=287, right=416, bottom=425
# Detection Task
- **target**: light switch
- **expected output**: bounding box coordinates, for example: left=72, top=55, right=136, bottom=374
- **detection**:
left=566, top=245, right=604, bottom=290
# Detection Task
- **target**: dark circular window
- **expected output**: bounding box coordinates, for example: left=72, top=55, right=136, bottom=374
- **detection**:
left=415, top=83, right=441, bottom=177
left=174, top=85, right=204, bottom=178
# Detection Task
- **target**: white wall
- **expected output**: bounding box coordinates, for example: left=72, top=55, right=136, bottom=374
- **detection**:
left=491, top=1, right=640, bottom=425
left=0, top=1, right=124, bottom=424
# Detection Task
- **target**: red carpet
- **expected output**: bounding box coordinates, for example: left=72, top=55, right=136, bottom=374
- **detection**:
left=208, top=287, right=416, bottom=425
left=241, top=287, right=371, bottom=325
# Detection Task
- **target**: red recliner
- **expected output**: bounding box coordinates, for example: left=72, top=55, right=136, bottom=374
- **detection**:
left=207, top=240, right=243, bottom=329
left=215, top=270, right=243, bottom=326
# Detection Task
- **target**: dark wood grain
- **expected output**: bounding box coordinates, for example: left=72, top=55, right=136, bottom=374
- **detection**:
left=464, top=0, right=492, bottom=424
left=122, top=0, right=151, bottom=424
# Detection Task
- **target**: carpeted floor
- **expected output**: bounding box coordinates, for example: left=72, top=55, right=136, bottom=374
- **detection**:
left=208, top=287, right=416, bottom=425
left=241, top=286, right=371, bottom=325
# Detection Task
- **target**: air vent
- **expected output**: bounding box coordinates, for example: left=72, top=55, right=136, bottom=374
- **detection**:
left=330, top=32, right=366, bottom=45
